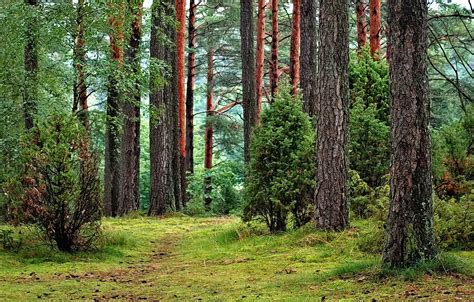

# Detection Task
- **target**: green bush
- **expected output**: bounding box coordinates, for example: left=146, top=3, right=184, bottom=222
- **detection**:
left=349, top=48, right=390, bottom=188
left=4, top=114, right=102, bottom=252
left=349, top=170, right=389, bottom=220
left=243, top=83, right=315, bottom=232
left=185, top=162, right=243, bottom=216
left=434, top=197, right=473, bottom=250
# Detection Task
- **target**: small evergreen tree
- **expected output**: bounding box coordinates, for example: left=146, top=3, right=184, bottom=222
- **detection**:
left=243, top=83, right=315, bottom=232
left=349, top=48, right=390, bottom=187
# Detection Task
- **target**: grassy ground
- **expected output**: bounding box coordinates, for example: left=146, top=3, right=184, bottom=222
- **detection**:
left=0, top=215, right=472, bottom=301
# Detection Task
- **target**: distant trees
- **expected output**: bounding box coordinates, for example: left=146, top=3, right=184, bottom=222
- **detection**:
left=290, top=0, right=300, bottom=95
left=270, top=0, right=279, bottom=97
left=255, top=0, right=265, bottom=124
left=314, top=0, right=350, bottom=231
left=356, top=0, right=367, bottom=50
left=383, top=0, right=436, bottom=267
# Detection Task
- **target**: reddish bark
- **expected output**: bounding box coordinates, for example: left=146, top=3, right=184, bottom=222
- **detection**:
left=290, top=0, right=300, bottom=95
left=356, top=0, right=367, bottom=51
left=369, top=0, right=381, bottom=58
left=176, top=0, right=186, bottom=158
left=176, top=0, right=186, bottom=206
left=255, top=0, right=266, bottom=122
left=204, top=48, right=214, bottom=210
left=270, top=0, right=279, bottom=97
left=186, top=0, right=197, bottom=174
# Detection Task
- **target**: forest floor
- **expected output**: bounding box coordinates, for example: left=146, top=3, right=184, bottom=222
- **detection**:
left=0, top=215, right=473, bottom=301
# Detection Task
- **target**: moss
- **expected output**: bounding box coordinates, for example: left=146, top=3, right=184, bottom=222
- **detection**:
left=0, top=217, right=472, bottom=300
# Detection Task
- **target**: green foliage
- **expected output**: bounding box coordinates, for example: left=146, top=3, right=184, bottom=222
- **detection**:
left=4, top=114, right=102, bottom=252
left=185, top=162, right=243, bottom=216
left=349, top=170, right=389, bottom=220
left=349, top=48, right=390, bottom=187
left=434, top=197, right=473, bottom=250
left=243, top=83, right=315, bottom=232
left=0, top=229, right=23, bottom=252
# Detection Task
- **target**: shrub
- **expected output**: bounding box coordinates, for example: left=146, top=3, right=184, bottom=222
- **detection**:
left=185, top=162, right=243, bottom=216
left=349, top=170, right=389, bottom=220
left=434, top=197, right=473, bottom=250
left=349, top=48, right=390, bottom=187
left=5, top=114, right=102, bottom=252
left=243, top=83, right=315, bottom=232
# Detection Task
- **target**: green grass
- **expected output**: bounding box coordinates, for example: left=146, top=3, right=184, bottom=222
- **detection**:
left=0, top=216, right=472, bottom=300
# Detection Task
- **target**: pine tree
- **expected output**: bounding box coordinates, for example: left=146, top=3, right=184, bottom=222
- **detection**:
left=300, top=0, right=317, bottom=117
left=290, top=0, right=301, bottom=95
left=383, top=0, right=436, bottom=267
left=369, top=0, right=381, bottom=58
left=314, top=0, right=350, bottom=231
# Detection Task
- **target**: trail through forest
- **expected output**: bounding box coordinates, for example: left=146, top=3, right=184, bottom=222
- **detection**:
left=1, top=216, right=472, bottom=300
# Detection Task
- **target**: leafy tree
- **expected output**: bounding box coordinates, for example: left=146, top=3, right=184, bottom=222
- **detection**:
left=243, top=83, right=315, bottom=232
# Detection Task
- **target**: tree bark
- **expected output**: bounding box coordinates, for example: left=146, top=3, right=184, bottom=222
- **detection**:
left=300, top=0, right=317, bottom=117
left=241, top=0, right=257, bottom=163
left=73, top=0, right=89, bottom=130
left=369, top=0, right=381, bottom=58
left=104, top=1, right=125, bottom=217
left=185, top=0, right=197, bottom=174
left=149, top=0, right=181, bottom=215
left=255, top=0, right=265, bottom=124
left=383, top=0, right=436, bottom=268
left=356, top=0, right=367, bottom=50
left=119, top=0, right=142, bottom=215
left=270, top=0, right=279, bottom=97
left=176, top=0, right=187, bottom=206
left=204, top=48, right=214, bottom=211
left=23, top=0, right=39, bottom=130
left=290, top=0, right=300, bottom=95
left=314, top=0, right=349, bottom=231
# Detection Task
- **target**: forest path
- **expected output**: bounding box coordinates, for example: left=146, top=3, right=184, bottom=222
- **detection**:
left=0, top=216, right=473, bottom=301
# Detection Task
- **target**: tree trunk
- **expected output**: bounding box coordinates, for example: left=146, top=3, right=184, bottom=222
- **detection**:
left=270, top=0, right=279, bottom=97
left=300, top=0, right=317, bottom=117
left=383, top=0, right=436, bottom=268
left=241, top=0, right=257, bottom=163
left=356, top=0, right=367, bottom=50
left=149, top=0, right=181, bottom=215
left=176, top=0, right=187, bottom=207
left=369, top=0, right=381, bottom=58
left=290, top=0, right=300, bottom=95
left=204, top=48, right=214, bottom=211
left=73, top=0, right=89, bottom=130
left=104, top=2, right=125, bottom=217
left=185, top=0, right=197, bottom=174
left=314, top=0, right=349, bottom=231
left=255, top=0, right=265, bottom=123
left=119, top=0, right=142, bottom=215
left=23, top=0, right=39, bottom=130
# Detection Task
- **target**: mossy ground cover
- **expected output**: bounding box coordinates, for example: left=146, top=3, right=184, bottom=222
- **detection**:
left=0, top=215, right=472, bottom=300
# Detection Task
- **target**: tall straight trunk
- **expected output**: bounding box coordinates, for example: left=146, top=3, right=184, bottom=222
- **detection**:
left=314, top=0, right=349, bottom=231
left=185, top=0, right=197, bottom=174
left=255, top=0, right=265, bottom=123
left=241, top=0, right=257, bottom=163
left=104, top=1, right=125, bottom=217
left=369, top=0, right=381, bottom=58
left=176, top=0, right=187, bottom=206
left=383, top=0, right=435, bottom=267
left=149, top=0, right=181, bottom=215
left=73, top=0, right=89, bottom=130
left=23, top=0, right=39, bottom=130
left=270, top=0, right=279, bottom=97
left=356, top=0, right=367, bottom=50
left=204, top=48, right=214, bottom=211
left=300, top=0, right=317, bottom=117
left=290, top=0, right=300, bottom=95
left=119, top=0, right=142, bottom=215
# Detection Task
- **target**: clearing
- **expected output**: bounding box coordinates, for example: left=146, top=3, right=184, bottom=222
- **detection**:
left=0, top=216, right=473, bottom=300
